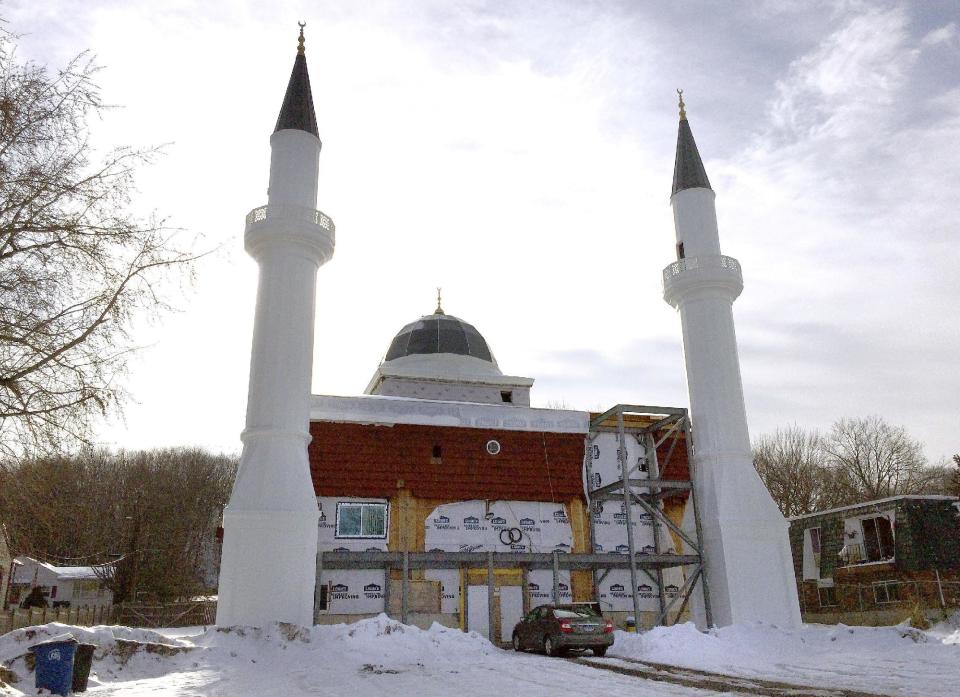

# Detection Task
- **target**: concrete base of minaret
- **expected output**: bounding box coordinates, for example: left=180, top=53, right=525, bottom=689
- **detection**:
left=216, top=432, right=321, bottom=627
left=683, top=450, right=802, bottom=628
left=216, top=509, right=318, bottom=627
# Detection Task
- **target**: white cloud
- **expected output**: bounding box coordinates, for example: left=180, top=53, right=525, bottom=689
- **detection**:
left=7, top=1, right=958, bottom=460
left=921, top=22, right=956, bottom=47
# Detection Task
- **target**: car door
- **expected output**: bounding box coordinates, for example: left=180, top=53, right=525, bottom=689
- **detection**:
left=535, top=606, right=553, bottom=647
left=521, top=606, right=542, bottom=648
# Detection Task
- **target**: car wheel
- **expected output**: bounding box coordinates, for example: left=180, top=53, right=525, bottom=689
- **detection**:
left=593, top=646, right=607, bottom=657
left=543, top=636, right=556, bottom=657
left=512, top=633, right=522, bottom=652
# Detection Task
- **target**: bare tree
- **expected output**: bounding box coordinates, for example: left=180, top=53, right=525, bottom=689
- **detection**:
left=824, top=416, right=932, bottom=502
left=0, top=447, right=236, bottom=602
left=0, top=29, right=199, bottom=456
left=754, top=418, right=948, bottom=515
left=752, top=424, right=839, bottom=517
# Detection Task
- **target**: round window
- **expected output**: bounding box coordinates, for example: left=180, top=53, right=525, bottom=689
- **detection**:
left=486, top=439, right=501, bottom=455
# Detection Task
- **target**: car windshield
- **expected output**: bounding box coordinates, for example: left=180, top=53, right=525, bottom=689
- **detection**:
left=552, top=606, right=600, bottom=619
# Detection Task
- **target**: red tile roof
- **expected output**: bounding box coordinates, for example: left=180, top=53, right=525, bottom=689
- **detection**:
left=309, top=421, right=690, bottom=501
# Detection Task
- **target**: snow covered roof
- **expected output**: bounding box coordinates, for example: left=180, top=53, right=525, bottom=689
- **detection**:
left=311, top=394, right=587, bottom=433
left=788, top=495, right=959, bottom=522
left=12, top=556, right=113, bottom=583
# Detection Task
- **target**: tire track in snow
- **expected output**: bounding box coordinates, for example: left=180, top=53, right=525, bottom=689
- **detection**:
left=574, top=655, right=895, bottom=697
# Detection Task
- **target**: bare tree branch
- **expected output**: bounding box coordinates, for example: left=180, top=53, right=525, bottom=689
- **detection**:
left=754, top=417, right=947, bottom=516
left=0, top=447, right=237, bottom=602
left=0, top=29, right=201, bottom=456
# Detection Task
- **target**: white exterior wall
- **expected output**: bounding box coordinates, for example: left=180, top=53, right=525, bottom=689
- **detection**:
left=665, top=187, right=801, bottom=628
left=217, top=126, right=334, bottom=628
left=671, top=188, right=722, bottom=257
left=374, top=377, right=531, bottom=406
left=10, top=559, right=113, bottom=609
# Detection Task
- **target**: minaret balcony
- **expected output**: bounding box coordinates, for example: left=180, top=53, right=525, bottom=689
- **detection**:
left=662, top=254, right=743, bottom=308
left=244, top=203, right=336, bottom=265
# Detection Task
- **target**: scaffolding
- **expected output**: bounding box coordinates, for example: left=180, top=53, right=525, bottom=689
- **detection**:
left=314, top=403, right=713, bottom=639
left=585, top=404, right=712, bottom=629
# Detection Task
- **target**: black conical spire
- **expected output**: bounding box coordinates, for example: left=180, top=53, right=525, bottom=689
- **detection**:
left=671, top=90, right=711, bottom=197
left=274, top=23, right=319, bottom=137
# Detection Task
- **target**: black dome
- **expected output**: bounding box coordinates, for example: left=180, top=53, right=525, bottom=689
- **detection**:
left=385, top=313, right=494, bottom=363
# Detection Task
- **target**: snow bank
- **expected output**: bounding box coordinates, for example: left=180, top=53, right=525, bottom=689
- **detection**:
left=929, top=610, right=960, bottom=645
left=0, top=615, right=501, bottom=697
left=610, top=620, right=960, bottom=696
left=3, top=616, right=959, bottom=696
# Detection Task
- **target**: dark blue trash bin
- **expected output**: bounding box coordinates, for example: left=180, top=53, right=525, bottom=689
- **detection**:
left=29, top=636, right=78, bottom=696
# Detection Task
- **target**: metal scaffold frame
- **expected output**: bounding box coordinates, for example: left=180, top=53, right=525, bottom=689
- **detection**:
left=585, top=404, right=713, bottom=629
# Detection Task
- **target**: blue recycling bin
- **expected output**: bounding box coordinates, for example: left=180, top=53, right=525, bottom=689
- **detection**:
left=29, top=637, right=78, bottom=696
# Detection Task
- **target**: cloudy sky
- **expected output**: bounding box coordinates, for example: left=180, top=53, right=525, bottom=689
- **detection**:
left=8, top=0, right=959, bottom=460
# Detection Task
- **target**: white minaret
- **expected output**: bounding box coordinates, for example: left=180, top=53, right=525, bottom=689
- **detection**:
left=217, top=25, right=334, bottom=627
left=663, top=93, right=800, bottom=628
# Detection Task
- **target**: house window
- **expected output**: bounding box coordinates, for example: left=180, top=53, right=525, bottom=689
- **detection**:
left=873, top=581, right=900, bottom=604
left=677, top=242, right=685, bottom=259
left=500, top=391, right=513, bottom=403
left=317, top=583, right=330, bottom=611
left=817, top=586, right=838, bottom=607
left=803, top=527, right=822, bottom=580
left=336, top=502, right=388, bottom=539
left=861, top=515, right=895, bottom=562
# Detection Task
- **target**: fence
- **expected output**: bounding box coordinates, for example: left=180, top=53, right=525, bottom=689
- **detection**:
left=0, top=600, right=216, bottom=635
left=113, top=601, right=215, bottom=628
left=0, top=605, right=112, bottom=635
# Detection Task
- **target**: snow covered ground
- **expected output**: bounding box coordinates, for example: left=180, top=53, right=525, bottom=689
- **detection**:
left=612, top=615, right=960, bottom=697
left=1, top=614, right=957, bottom=696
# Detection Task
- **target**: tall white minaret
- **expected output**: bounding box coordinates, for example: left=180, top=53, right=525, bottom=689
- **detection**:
left=663, top=92, right=800, bottom=628
left=217, top=24, right=334, bottom=627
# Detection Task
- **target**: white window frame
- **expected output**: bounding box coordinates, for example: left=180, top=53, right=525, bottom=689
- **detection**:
left=859, top=515, right=895, bottom=562
left=802, top=527, right=822, bottom=580
left=872, top=580, right=900, bottom=604
left=817, top=585, right=838, bottom=607
left=335, top=502, right=389, bottom=539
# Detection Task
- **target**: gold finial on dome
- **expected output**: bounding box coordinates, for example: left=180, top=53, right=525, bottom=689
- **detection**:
left=677, top=89, right=687, bottom=121
left=435, top=287, right=444, bottom=315
left=297, top=21, right=306, bottom=55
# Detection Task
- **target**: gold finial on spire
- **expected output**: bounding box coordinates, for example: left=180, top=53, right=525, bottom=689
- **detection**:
left=435, top=287, right=444, bottom=315
left=297, top=21, right=306, bottom=55
left=677, top=89, right=687, bottom=121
